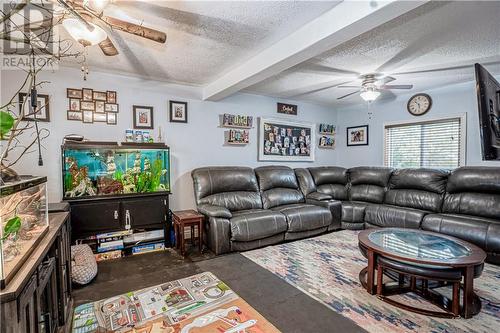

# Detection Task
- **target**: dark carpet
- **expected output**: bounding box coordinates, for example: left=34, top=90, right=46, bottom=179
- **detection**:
left=73, top=250, right=366, bottom=333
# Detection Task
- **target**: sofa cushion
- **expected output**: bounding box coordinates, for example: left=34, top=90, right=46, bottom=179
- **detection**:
left=421, top=213, right=500, bottom=263
left=256, top=166, right=305, bottom=209
left=348, top=167, right=393, bottom=203
left=364, top=204, right=426, bottom=229
left=442, top=167, right=500, bottom=220
left=230, top=209, right=287, bottom=242
left=385, top=168, right=448, bottom=212
left=309, top=167, right=348, bottom=200
left=271, top=203, right=331, bottom=232
left=341, top=201, right=371, bottom=223
left=192, top=167, right=262, bottom=211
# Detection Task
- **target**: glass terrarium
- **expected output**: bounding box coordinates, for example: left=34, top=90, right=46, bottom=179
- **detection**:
left=0, top=176, right=49, bottom=288
left=62, top=142, right=170, bottom=199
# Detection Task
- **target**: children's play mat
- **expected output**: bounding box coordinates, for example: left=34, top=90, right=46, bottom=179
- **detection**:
left=72, top=272, right=280, bottom=333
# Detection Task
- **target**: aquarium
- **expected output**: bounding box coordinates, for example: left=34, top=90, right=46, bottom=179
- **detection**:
left=1, top=176, right=49, bottom=288
left=62, top=143, right=170, bottom=199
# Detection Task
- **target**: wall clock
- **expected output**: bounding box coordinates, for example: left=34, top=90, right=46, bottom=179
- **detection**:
left=407, top=93, right=432, bottom=116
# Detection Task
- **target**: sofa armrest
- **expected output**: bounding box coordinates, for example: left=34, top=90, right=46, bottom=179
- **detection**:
left=206, top=217, right=232, bottom=255
left=197, top=204, right=232, bottom=218
left=306, top=191, right=332, bottom=201
left=306, top=199, right=342, bottom=229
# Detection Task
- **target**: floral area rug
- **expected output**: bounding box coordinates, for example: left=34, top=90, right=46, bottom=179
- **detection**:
left=242, top=230, right=500, bottom=333
left=72, top=272, right=280, bottom=333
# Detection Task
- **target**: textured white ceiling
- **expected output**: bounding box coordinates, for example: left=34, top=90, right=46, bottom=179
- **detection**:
left=60, top=0, right=340, bottom=85
left=245, top=1, right=500, bottom=106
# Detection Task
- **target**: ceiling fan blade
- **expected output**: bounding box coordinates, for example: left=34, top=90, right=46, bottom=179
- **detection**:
left=380, top=84, right=413, bottom=89
left=101, top=16, right=166, bottom=43
left=337, top=85, right=361, bottom=89
left=337, top=90, right=361, bottom=100
left=99, top=37, right=119, bottom=56
left=379, top=76, right=396, bottom=85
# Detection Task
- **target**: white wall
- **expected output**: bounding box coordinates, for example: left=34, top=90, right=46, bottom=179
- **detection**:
left=1, top=67, right=337, bottom=209
left=335, top=80, right=500, bottom=168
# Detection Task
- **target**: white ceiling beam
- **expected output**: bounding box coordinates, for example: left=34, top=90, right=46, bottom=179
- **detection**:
left=203, top=0, right=428, bottom=101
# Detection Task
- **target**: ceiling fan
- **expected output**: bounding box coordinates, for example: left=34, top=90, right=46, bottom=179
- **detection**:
left=336, top=74, right=413, bottom=102
left=57, top=0, right=167, bottom=56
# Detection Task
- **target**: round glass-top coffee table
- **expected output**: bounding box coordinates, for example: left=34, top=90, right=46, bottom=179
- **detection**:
left=358, top=228, right=486, bottom=318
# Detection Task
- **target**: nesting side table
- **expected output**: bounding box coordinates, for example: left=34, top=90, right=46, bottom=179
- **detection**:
left=172, top=210, right=204, bottom=256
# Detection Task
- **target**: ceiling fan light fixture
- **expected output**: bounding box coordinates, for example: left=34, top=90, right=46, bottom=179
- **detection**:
left=360, top=87, right=380, bottom=102
left=63, top=18, right=107, bottom=46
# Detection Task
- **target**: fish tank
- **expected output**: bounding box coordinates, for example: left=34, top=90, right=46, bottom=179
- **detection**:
left=1, top=176, right=49, bottom=288
left=62, top=142, right=170, bottom=200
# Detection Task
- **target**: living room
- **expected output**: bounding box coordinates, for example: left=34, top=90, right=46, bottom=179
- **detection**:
left=0, top=1, right=499, bottom=333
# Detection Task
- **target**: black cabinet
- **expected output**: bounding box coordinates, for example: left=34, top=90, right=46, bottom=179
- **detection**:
left=68, top=194, right=170, bottom=244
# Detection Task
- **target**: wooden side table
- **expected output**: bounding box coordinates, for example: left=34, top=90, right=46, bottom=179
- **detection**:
left=172, top=210, right=204, bottom=256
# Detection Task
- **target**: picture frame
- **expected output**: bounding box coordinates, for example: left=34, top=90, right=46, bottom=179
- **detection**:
left=346, top=125, right=369, bottom=146
left=277, top=102, right=298, bottom=115
left=319, top=123, right=336, bottom=135
left=106, top=112, right=117, bottom=125
left=133, top=105, right=154, bottom=129
left=67, top=88, right=82, bottom=99
left=93, top=91, right=107, bottom=101
left=93, top=112, right=107, bottom=122
left=82, top=110, right=94, bottom=123
left=318, top=135, right=335, bottom=149
left=81, top=101, right=95, bottom=111
left=18, top=92, right=50, bottom=122
left=258, top=117, right=315, bottom=162
left=105, top=103, right=119, bottom=112
left=106, top=90, right=117, bottom=103
left=67, top=110, right=82, bottom=121
left=69, top=98, right=81, bottom=111
left=82, top=88, right=93, bottom=101
left=95, top=100, right=105, bottom=113
left=169, top=100, right=188, bottom=123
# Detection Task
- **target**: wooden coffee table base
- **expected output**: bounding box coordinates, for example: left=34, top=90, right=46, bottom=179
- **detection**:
left=359, top=266, right=482, bottom=319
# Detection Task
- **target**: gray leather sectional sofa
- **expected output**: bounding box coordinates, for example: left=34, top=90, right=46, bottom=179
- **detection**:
left=192, top=165, right=500, bottom=264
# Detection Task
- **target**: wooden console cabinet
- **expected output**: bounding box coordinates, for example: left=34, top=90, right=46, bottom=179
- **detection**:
left=1, top=212, right=73, bottom=333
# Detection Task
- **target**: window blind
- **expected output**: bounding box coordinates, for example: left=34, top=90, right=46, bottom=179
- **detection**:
left=384, top=117, right=463, bottom=169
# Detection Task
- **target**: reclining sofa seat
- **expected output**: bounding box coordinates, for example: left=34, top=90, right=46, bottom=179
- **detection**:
left=255, top=166, right=334, bottom=240
left=364, top=168, right=449, bottom=229
left=191, top=167, right=287, bottom=255
left=421, top=167, right=500, bottom=264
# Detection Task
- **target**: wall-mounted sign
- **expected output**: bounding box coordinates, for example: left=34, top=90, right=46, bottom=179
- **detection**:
left=277, top=102, right=297, bottom=115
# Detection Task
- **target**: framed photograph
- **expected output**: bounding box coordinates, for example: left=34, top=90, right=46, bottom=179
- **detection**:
left=319, top=135, right=335, bottom=149
left=93, top=91, right=107, bottom=101
left=18, top=93, right=50, bottom=122
left=67, top=110, right=82, bottom=121
left=81, top=101, right=95, bottom=111
left=105, top=103, right=119, bottom=112
left=169, top=100, right=188, bottom=123
left=83, top=110, right=93, bottom=123
left=93, top=112, right=107, bottom=122
left=106, top=112, right=117, bottom=125
left=133, top=105, right=154, bottom=129
left=319, top=123, right=336, bottom=135
left=95, top=100, right=105, bottom=113
left=67, top=88, right=82, bottom=99
left=277, top=102, right=298, bottom=115
left=347, top=125, right=369, bottom=146
left=82, top=88, right=93, bottom=101
left=106, top=90, right=117, bottom=103
left=69, top=98, right=81, bottom=111
left=258, top=117, right=315, bottom=162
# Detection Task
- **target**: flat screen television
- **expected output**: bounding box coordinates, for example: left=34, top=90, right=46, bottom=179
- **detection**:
left=475, top=63, right=500, bottom=160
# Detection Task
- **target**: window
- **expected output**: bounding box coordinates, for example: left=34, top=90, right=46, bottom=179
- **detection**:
left=384, top=116, right=465, bottom=169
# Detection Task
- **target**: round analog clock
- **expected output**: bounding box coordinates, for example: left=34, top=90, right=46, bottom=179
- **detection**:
left=407, top=93, right=432, bottom=116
